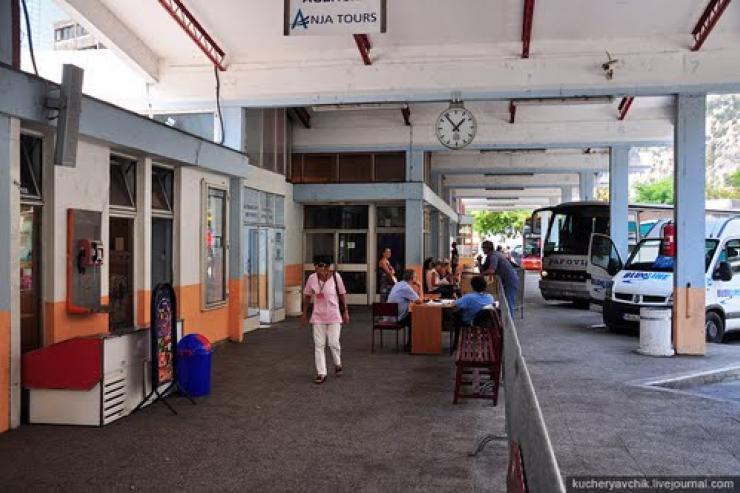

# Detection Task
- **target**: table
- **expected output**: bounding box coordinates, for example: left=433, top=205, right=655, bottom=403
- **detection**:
left=409, top=300, right=456, bottom=354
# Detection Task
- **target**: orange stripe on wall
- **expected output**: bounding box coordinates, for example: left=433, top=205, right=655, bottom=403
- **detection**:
left=0, top=311, right=9, bottom=433
left=137, top=290, right=151, bottom=327
left=228, top=277, right=245, bottom=343
left=45, top=297, right=109, bottom=345
left=285, top=264, right=303, bottom=287
left=175, top=284, right=231, bottom=345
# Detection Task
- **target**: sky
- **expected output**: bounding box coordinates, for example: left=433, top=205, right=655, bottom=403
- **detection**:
left=20, top=0, right=70, bottom=52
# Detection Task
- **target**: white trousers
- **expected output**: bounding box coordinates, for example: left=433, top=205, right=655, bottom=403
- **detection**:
left=313, top=323, right=342, bottom=376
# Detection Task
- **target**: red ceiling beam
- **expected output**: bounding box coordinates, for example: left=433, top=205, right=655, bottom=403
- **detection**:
left=521, top=0, right=536, bottom=58
left=353, top=34, right=372, bottom=65
left=617, top=96, right=635, bottom=120
left=157, top=0, right=227, bottom=70
left=401, top=105, right=411, bottom=126
left=509, top=101, right=517, bottom=124
left=691, top=0, right=732, bottom=51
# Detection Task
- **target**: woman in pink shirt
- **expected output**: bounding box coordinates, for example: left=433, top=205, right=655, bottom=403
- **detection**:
left=301, top=256, right=349, bottom=384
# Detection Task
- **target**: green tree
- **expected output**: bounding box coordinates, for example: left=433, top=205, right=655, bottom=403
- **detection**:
left=727, top=169, right=740, bottom=189
left=633, top=177, right=674, bottom=204
left=473, top=210, right=531, bottom=238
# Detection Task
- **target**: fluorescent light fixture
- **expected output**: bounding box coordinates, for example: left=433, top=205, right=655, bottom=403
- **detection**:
left=511, top=96, right=614, bottom=107
left=311, top=103, right=408, bottom=112
left=484, top=172, right=535, bottom=177
left=484, top=187, right=525, bottom=191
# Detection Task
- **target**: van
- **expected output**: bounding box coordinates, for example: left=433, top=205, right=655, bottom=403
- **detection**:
left=586, top=216, right=740, bottom=342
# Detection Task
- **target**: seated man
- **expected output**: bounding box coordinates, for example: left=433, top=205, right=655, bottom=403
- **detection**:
left=387, top=269, right=422, bottom=351
left=451, top=275, right=496, bottom=351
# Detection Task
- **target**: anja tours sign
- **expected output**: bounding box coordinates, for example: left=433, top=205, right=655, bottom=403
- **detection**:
left=284, top=0, right=387, bottom=36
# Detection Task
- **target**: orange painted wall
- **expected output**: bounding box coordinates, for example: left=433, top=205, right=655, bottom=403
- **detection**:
left=137, top=290, right=151, bottom=327
left=227, top=277, right=245, bottom=342
left=45, top=297, right=109, bottom=345
left=175, top=283, right=231, bottom=345
left=0, top=311, right=9, bottom=433
left=285, top=264, right=303, bottom=288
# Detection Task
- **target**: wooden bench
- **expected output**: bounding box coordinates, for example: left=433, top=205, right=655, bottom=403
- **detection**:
left=453, top=324, right=502, bottom=405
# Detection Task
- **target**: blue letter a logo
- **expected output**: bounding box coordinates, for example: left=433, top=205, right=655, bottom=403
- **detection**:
left=292, top=9, right=309, bottom=30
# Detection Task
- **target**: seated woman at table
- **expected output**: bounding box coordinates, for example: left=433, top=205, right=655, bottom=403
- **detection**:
left=450, top=275, right=495, bottom=352
left=387, top=269, right=423, bottom=352
left=431, top=260, right=456, bottom=299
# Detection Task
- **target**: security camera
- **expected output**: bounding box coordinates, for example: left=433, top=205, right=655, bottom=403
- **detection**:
left=601, top=51, right=618, bottom=80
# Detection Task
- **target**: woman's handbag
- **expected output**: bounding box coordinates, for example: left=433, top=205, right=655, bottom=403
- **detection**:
left=333, top=272, right=346, bottom=317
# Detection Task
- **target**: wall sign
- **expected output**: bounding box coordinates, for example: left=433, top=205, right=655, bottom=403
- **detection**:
left=284, top=0, right=387, bottom=36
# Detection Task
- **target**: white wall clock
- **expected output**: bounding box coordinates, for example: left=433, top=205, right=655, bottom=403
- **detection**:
left=435, top=103, right=477, bottom=150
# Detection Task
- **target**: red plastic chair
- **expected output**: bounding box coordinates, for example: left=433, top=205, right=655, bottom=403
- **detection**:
left=372, top=302, right=405, bottom=352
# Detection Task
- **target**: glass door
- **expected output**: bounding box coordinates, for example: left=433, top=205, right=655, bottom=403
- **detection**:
left=109, top=217, right=134, bottom=331
left=245, top=228, right=261, bottom=320
left=151, top=218, right=173, bottom=289
left=272, top=229, right=285, bottom=311
left=20, top=205, right=41, bottom=352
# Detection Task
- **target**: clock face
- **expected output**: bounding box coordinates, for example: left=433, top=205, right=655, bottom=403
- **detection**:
left=436, top=107, right=477, bottom=150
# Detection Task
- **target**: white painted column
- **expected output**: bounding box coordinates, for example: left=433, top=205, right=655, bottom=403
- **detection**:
left=406, top=148, right=424, bottom=183
left=405, top=199, right=424, bottom=282
left=673, top=94, right=706, bottom=355
left=135, top=157, right=152, bottom=327
left=580, top=172, right=595, bottom=201
left=228, top=177, right=245, bottom=341
left=609, top=146, right=630, bottom=260
left=0, top=115, right=20, bottom=430
left=220, top=107, right=247, bottom=152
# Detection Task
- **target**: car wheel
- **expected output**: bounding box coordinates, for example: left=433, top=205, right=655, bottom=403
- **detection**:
left=705, top=311, right=725, bottom=343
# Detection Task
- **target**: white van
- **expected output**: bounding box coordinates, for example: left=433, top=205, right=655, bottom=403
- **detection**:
left=586, top=216, right=740, bottom=342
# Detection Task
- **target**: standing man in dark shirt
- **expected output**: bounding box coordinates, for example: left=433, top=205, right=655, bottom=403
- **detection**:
left=477, top=240, right=519, bottom=315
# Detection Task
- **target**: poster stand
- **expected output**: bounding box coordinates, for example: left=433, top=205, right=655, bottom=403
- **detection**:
left=134, top=283, right=195, bottom=415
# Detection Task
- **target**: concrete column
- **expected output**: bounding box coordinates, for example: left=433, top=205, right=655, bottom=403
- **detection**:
left=609, top=146, right=630, bottom=260
left=441, top=216, right=450, bottom=259
left=134, top=157, right=152, bottom=327
left=228, top=177, right=245, bottom=342
left=220, top=107, right=247, bottom=152
left=0, top=115, right=20, bottom=431
left=580, top=172, right=595, bottom=201
left=560, top=186, right=575, bottom=203
left=430, top=210, right=440, bottom=259
left=673, top=94, right=706, bottom=355
left=405, top=199, right=424, bottom=284
left=406, top=149, right=424, bottom=183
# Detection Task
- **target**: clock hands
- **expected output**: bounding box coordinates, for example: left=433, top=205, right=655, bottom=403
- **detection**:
left=445, top=114, right=467, bottom=132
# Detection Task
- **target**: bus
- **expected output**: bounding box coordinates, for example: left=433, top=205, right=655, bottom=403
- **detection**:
left=535, top=202, right=675, bottom=305
left=521, top=215, right=542, bottom=271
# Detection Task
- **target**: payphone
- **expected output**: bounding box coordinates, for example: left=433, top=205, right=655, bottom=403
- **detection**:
left=67, top=209, right=104, bottom=314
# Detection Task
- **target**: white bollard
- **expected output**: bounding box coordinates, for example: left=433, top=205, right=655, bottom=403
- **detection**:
left=286, top=285, right=303, bottom=317
left=637, top=307, right=675, bottom=357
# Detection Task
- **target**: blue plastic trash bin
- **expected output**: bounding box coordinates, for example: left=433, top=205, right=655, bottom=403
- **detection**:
left=176, top=334, right=212, bottom=397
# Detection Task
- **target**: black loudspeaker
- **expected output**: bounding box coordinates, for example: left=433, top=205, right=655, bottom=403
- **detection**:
left=53, top=64, right=84, bottom=168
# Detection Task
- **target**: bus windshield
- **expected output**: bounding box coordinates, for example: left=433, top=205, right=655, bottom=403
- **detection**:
left=545, top=212, right=609, bottom=255
left=625, top=239, right=719, bottom=272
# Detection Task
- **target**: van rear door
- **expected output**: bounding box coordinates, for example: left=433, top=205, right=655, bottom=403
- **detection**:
left=587, top=234, right=623, bottom=307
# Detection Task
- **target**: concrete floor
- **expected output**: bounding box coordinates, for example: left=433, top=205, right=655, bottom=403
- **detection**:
left=517, top=273, right=740, bottom=478
left=0, top=314, right=507, bottom=491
